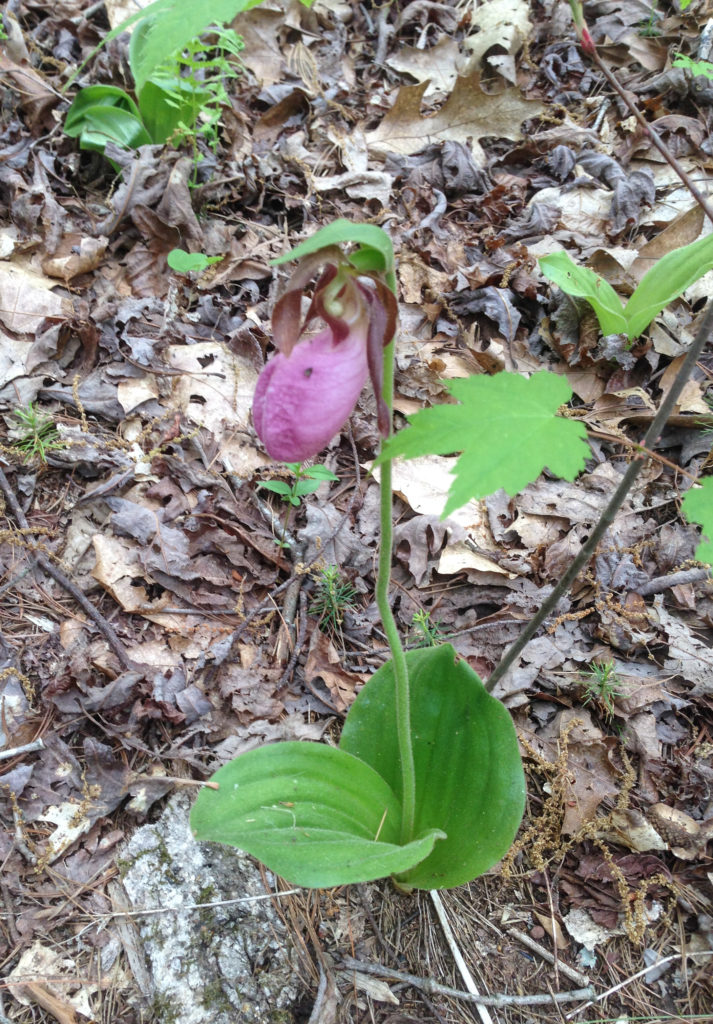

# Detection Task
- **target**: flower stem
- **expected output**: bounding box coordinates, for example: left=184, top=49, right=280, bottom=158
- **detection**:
left=376, top=339, right=416, bottom=843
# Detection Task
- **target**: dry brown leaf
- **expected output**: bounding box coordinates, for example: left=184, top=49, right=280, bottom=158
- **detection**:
left=366, top=71, right=546, bottom=163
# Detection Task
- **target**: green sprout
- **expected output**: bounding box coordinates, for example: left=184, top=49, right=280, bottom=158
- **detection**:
left=310, top=565, right=358, bottom=634
left=259, top=461, right=339, bottom=549
left=580, top=661, right=624, bottom=721
left=10, top=404, right=64, bottom=464
left=409, top=609, right=447, bottom=648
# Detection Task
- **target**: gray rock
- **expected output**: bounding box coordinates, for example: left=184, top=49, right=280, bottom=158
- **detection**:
left=119, top=793, right=299, bottom=1023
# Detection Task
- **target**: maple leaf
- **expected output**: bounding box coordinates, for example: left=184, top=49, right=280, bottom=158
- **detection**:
left=681, top=478, right=713, bottom=563
left=378, top=371, right=589, bottom=516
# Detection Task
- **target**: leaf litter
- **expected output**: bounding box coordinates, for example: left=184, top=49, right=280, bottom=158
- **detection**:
left=0, top=0, right=712, bottom=1021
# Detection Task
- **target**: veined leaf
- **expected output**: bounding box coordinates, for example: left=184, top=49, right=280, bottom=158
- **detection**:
left=340, top=645, right=525, bottom=889
left=378, top=371, right=589, bottom=516
left=271, top=218, right=394, bottom=274
left=623, top=231, right=713, bottom=339
left=681, top=478, right=713, bottom=563
left=539, top=252, right=627, bottom=336
left=190, top=742, right=444, bottom=887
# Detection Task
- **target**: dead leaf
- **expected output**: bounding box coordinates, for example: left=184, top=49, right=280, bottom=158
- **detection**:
left=366, top=71, right=546, bottom=163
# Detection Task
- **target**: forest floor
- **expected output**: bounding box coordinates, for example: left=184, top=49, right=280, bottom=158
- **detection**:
left=0, top=0, right=712, bottom=1022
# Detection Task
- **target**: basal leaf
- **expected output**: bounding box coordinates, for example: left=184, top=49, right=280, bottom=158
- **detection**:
left=340, top=645, right=525, bottom=889
left=539, top=252, right=627, bottom=336
left=378, top=371, right=589, bottom=516
left=190, top=742, right=444, bottom=887
left=623, top=231, right=713, bottom=339
left=681, top=477, right=713, bottom=563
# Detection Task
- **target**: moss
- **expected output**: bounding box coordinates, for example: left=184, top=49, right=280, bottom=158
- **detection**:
left=149, top=990, right=182, bottom=1024
left=200, top=979, right=233, bottom=1014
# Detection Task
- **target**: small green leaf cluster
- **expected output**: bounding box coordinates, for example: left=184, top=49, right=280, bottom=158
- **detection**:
left=10, top=404, right=64, bottom=464
left=65, top=24, right=242, bottom=172
left=673, top=53, right=713, bottom=80
left=258, top=461, right=339, bottom=508
left=409, top=609, right=447, bottom=648
left=310, top=565, right=358, bottom=633
left=540, top=233, right=713, bottom=343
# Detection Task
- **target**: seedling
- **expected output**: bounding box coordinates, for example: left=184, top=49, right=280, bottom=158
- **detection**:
left=10, top=404, right=64, bottom=464
left=409, top=609, right=447, bottom=648
left=258, top=461, right=339, bottom=548
left=540, top=234, right=713, bottom=343
left=580, top=661, right=624, bottom=721
left=167, top=249, right=223, bottom=274
left=310, top=565, right=358, bottom=634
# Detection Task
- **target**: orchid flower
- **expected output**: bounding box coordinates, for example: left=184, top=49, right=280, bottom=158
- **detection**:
left=253, top=247, right=397, bottom=462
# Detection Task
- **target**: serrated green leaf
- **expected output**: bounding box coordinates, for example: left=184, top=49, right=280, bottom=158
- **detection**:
left=271, top=219, right=394, bottom=273
left=378, top=371, right=589, bottom=516
left=539, top=252, right=627, bottom=336
left=340, top=645, right=525, bottom=889
left=681, top=478, right=713, bottom=563
left=190, top=742, right=444, bottom=887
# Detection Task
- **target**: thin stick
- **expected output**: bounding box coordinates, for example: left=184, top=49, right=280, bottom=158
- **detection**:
left=0, top=466, right=134, bottom=670
left=486, top=298, right=713, bottom=691
left=565, top=950, right=713, bottom=1019
left=430, top=890, right=496, bottom=1024
left=507, top=929, right=590, bottom=988
left=339, top=956, right=595, bottom=1008
left=0, top=738, right=44, bottom=762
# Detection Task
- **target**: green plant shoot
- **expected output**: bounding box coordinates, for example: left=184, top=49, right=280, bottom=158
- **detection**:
left=540, top=232, right=713, bottom=342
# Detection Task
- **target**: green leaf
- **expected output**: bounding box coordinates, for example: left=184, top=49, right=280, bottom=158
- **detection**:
left=258, top=480, right=292, bottom=496
left=623, top=232, right=713, bottom=339
left=65, top=105, right=152, bottom=154
left=340, top=645, right=525, bottom=889
left=65, top=86, right=143, bottom=136
left=190, top=742, right=444, bottom=887
left=303, top=465, right=340, bottom=481
left=378, top=371, right=589, bottom=516
left=539, top=252, right=628, bottom=336
left=293, top=479, right=322, bottom=497
left=167, top=249, right=223, bottom=273
left=138, top=77, right=210, bottom=144
left=127, top=0, right=264, bottom=94
left=681, top=478, right=713, bottom=563
left=271, top=218, right=394, bottom=274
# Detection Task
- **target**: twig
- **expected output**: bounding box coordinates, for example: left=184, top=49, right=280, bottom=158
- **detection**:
left=339, top=956, right=595, bottom=1007
left=0, top=465, right=135, bottom=670
left=486, top=298, right=713, bottom=691
left=636, top=567, right=711, bottom=595
left=430, top=890, right=496, bottom=1024
left=507, top=928, right=590, bottom=987
left=0, top=738, right=44, bottom=762
left=565, top=950, right=713, bottom=1019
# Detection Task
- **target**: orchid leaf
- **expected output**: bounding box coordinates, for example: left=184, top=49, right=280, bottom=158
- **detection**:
left=378, top=371, right=589, bottom=516
left=681, top=478, right=713, bottom=563
left=272, top=219, right=394, bottom=275
left=622, top=231, right=713, bottom=339
left=340, top=645, right=525, bottom=889
left=190, top=742, right=444, bottom=887
left=539, top=252, right=627, bottom=336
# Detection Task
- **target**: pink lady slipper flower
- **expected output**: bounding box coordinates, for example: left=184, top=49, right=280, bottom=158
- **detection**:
left=253, top=248, right=396, bottom=462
